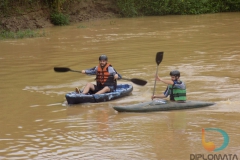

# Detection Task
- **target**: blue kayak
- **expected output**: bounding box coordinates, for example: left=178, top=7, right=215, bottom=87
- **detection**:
left=113, top=99, right=215, bottom=112
left=65, top=84, right=133, bottom=104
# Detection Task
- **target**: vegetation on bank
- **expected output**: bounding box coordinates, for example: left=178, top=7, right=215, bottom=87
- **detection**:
left=0, top=0, right=69, bottom=39
left=0, top=29, right=46, bottom=40
left=1, top=0, right=70, bottom=25
left=1, top=0, right=240, bottom=19
left=0, top=0, right=240, bottom=39
left=1, top=0, right=64, bottom=14
left=116, top=0, right=240, bottom=17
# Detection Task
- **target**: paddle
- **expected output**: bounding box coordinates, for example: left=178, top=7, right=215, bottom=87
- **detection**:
left=54, top=67, right=82, bottom=73
left=120, top=78, right=147, bottom=86
left=54, top=67, right=147, bottom=86
left=152, top=52, right=164, bottom=97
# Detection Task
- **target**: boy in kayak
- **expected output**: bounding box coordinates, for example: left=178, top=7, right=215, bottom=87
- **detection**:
left=151, top=70, right=186, bottom=102
left=75, top=55, right=119, bottom=94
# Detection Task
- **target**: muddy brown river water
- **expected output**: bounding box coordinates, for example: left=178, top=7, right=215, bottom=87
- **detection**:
left=0, top=12, right=240, bottom=159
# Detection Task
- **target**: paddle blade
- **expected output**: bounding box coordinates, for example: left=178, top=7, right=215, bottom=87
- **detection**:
left=54, top=67, right=71, bottom=72
left=130, top=78, right=147, bottom=86
left=156, top=52, right=164, bottom=65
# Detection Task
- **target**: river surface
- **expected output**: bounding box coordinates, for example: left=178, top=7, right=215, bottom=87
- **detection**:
left=0, top=12, right=240, bottom=160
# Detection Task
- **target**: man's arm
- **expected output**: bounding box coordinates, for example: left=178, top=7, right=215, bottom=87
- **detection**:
left=108, top=66, right=119, bottom=79
left=82, top=66, right=97, bottom=75
left=151, top=93, right=167, bottom=100
left=151, top=87, right=169, bottom=100
left=156, top=75, right=174, bottom=85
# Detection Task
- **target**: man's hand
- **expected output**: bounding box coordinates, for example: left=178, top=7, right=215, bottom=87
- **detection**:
left=151, top=95, right=156, bottom=100
left=155, top=75, right=161, bottom=81
left=114, top=74, right=119, bottom=79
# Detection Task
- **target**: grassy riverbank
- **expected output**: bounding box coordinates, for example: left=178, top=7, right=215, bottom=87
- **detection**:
left=116, top=0, right=240, bottom=17
left=0, top=30, right=46, bottom=40
left=0, top=0, right=240, bottom=39
left=0, top=0, right=119, bottom=39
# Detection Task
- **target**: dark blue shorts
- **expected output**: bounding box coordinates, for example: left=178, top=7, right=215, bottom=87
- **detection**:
left=91, top=85, right=115, bottom=94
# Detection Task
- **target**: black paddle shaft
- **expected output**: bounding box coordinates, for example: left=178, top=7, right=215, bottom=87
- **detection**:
left=53, top=67, right=147, bottom=86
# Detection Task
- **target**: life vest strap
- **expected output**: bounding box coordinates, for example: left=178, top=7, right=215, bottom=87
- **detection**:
left=173, top=93, right=186, bottom=97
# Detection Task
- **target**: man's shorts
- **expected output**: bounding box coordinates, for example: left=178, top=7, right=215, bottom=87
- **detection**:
left=90, top=85, right=115, bottom=94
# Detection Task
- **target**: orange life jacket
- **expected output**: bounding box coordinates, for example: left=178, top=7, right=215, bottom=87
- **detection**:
left=96, top=63, right=115, bottom=86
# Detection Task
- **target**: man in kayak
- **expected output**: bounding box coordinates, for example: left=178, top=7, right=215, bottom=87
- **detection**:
left=75, top=55, right=119, bottom=94
left=151, top=70, right=186, bottom=102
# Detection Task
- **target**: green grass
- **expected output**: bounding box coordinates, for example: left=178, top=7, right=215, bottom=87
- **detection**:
left=50, top=12, right=70, bottom=26
left=116, top=0, right=240, bottom=17
left=0, top=29, right=46, bottom=40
